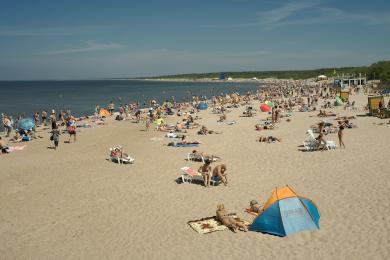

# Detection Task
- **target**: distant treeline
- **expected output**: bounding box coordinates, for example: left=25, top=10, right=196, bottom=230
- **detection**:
left=151, top=60, right=390, bottom=83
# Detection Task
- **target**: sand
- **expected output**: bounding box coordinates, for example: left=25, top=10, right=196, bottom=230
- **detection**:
left=1, top=93, right=390, bottom=260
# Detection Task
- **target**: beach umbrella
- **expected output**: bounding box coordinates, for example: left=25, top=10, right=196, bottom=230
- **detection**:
left=99, top=108, right=111, bottom=117
left=260, top=104, right=271, bottom=112
left=197, top=102, right=208, bottom=110
left=250, top=186, right=320, bottom=237
left=265, top=101, right=274, bottom=107
left=18, top=118, right=35, bottom=130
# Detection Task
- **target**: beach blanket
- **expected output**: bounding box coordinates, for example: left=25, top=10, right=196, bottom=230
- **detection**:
left=188, top=214, right=249, bottom=234
left=218, top=120, right=236, bottom=125
left=8, top=145, right=27, bottom=152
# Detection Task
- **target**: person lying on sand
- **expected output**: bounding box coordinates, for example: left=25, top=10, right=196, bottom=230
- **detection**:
left=0, top=136, right=10, bottom=154
left=181, top=135, right=200, bottom=144
left=197, top=125, right=222, bottom=135
left=191, top=150, right=221, bottom=161
left=216, top=204, right=248, bottom=233
left=255, top=124, right=274, bottom=131
left=258, top=136, right=281, bottom=143
left=249, top=200, right=262, bottom=214
left=317, top=110, right=336, bottom=117
left=212, top=164, right=228, bottom=186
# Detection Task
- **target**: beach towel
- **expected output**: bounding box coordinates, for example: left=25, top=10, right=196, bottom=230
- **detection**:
left=188, top=213, right=250, bottom=234
left=174, top=143, right=199, bottom=147
left=8, top=145, right=27, bottom=152
left=218, top=120, right=236, bottom=125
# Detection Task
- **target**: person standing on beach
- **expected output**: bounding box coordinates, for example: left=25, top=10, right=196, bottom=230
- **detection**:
left=338, top=121, right=346, bottom=149
left=2, top=115, right=13, bottom=137
left=42, top=110, right=47, bottom=126
left=34, top=112, right=40, bottom=126
left=108, top=101, right=115, bottom=114
left=49, top=110, right=57, bottom=130
left=66, top=116, right=76, bottom=143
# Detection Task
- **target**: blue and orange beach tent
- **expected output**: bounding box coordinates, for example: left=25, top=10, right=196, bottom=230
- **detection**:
left=250, top=186, right=320, bottom=237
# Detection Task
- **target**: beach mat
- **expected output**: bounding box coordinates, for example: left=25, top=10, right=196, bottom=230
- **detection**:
left=188, top=213, right=249, bottom=234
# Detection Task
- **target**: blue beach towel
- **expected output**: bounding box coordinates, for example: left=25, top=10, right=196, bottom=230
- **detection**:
left=174, top=143, right=199, bottom=147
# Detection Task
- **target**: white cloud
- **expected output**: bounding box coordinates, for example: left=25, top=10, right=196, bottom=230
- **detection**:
left=257, top=1, right=390, bottom=29
left=0, top=25, right=115, bottom=37
left=36, top=40, right=123, bottom=55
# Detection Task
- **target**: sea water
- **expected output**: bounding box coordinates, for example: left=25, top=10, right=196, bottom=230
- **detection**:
left=0, top=80, right=261, bottom=118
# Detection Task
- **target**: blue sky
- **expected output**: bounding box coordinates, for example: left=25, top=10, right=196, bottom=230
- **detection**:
left=0, top=0, right=389, bottom=80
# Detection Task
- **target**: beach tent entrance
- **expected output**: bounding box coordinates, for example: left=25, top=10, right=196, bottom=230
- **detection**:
left=250, top=186, right=320, bottom=237
left=368, top=96, right=385, bottom=116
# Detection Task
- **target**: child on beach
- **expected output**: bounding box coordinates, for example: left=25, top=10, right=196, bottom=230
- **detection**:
left=50, top=128, right=60, bottom=150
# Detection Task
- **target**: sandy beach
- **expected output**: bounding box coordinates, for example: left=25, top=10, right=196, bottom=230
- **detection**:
left=1, top=92, right=390, bottom=260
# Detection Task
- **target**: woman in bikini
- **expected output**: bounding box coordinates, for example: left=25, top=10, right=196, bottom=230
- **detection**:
left=249, top=200, right=262, bottom=214
left=198, top=160, right=212, bottom=187
left=338, top=121, right=346, bottom=149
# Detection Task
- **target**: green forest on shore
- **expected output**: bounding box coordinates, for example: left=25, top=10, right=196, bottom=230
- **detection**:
left=151, top=60, right=390, bottom=83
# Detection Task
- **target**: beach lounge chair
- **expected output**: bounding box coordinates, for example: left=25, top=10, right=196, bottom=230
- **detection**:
left=109, top=146, right=135, bottom=164
left=180, top=167, right=220, bottom=186
left=305, top=130, right=337, bottom=151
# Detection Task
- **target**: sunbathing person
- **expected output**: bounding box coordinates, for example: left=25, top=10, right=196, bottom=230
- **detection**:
left=212, top=164, right=228, bottom=186
left=111, top=147, right=131, bottom=161
left=197, top=125, right=222, bottom=135
left=316, top=133, right=327, bottom=150
left=216, top=204, right=248, bottom=232
left=258, top=136, right=281, bottom=143
left=198, top=160, right=212, bottom=187
left=218, top=113, right=227, bottom=122
left=191, top=150, right=221, bottom=161
left=255, top=124, right=274, bottom=131
left=248, top=200, right=263, bottom=214
left=317, top=110, right=336, bottom=117
left=9, top=131, right=23, bottom=143
left=181, top=135, right=200, bottom=144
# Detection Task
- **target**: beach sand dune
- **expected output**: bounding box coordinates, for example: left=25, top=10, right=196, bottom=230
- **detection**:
left=1, top=94, right=390, bottom=259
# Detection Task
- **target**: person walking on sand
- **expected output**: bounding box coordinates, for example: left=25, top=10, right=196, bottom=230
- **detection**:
left=50, top=126, right=60, bottom=150
left=49, top=110, right=57, bottom=130
left=41, top=110, right=47, bottom=126
left=338, top=121, right=346, bottom=149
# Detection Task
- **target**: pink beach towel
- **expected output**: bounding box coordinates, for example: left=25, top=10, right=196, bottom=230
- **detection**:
left=8, top=145, right=27, bottom=152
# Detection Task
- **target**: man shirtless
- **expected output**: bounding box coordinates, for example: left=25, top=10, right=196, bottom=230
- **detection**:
left=213, top=164, right=228, bottom=186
